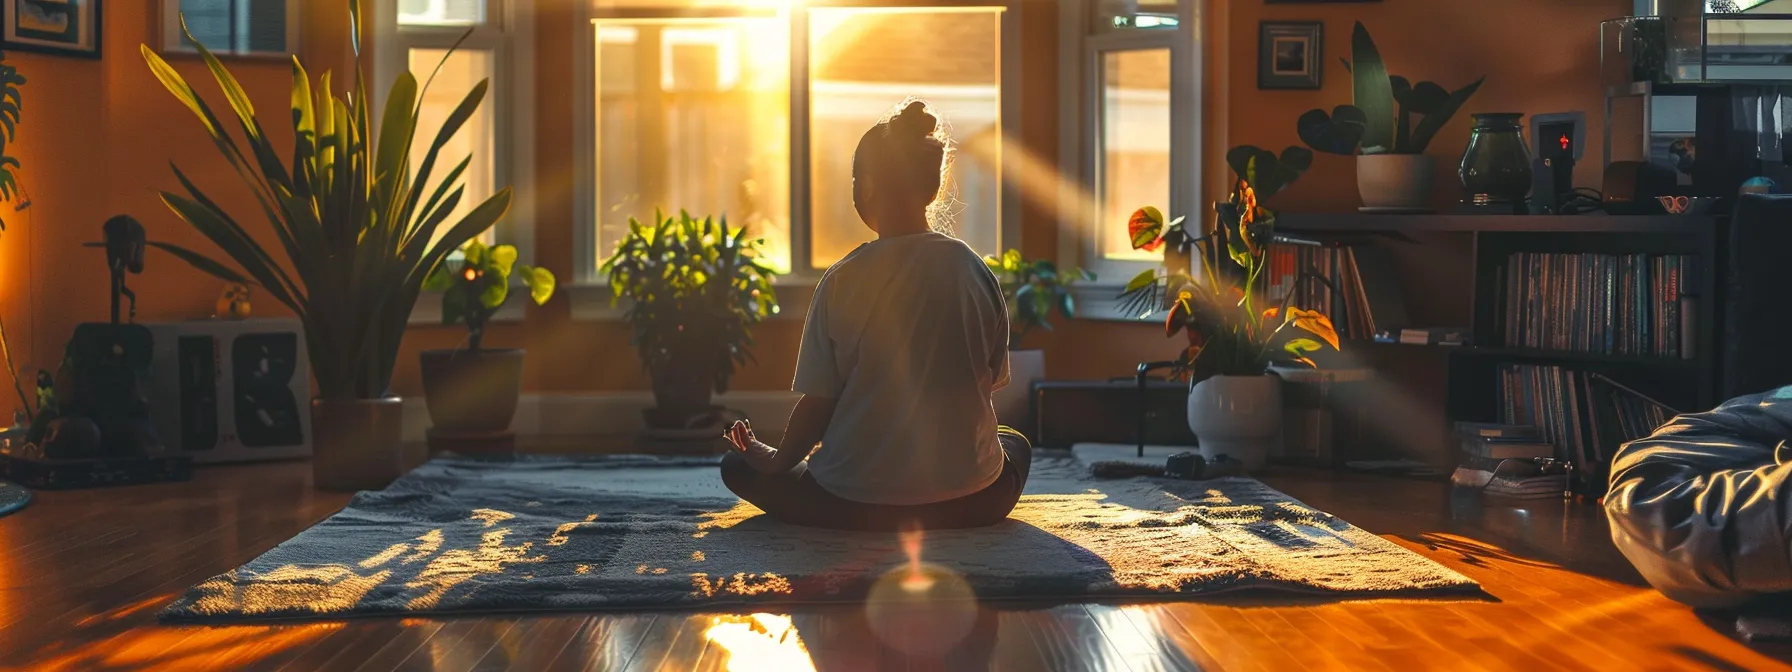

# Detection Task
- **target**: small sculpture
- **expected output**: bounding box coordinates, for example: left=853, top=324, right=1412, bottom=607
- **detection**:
left=81, top=216, right=146, bottom=324
left=216, top=283, right=252, bottom=319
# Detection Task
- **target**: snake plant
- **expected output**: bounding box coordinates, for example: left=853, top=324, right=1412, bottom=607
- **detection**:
left=139, top=0, right=511, bottom=400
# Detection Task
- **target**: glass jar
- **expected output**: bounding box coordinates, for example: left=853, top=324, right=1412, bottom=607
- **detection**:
left=1459, top=113, right=1534, bottom=206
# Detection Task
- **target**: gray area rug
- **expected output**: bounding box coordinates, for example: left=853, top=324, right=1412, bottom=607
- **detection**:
left=161, top=455, right=1478, bottom=622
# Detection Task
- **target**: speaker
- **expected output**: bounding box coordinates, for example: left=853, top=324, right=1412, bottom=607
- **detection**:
left=144, top=319, right=311, bottom=463
left=1032, top=379, right=1196, bottom=448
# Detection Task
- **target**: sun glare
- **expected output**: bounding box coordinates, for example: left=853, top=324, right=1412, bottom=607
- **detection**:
left=703, top=613, right=818, bottom=672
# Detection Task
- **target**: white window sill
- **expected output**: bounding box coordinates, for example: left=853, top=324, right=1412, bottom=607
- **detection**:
left=563, top=281, right=1150, bottom=324
left=1070, top=284, right=1160, bottom=323
left=568, top=275, right=818, bottom=322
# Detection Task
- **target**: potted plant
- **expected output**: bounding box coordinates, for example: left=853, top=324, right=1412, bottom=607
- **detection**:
left=1297, top=21, right=1484, bottom=211
left=1117, top=145, right=1339, bottom=469
left=983, top=249, right=1091, bottom=427
left=418, top=240, right=555, bottom=455
left=601, top=211, right=779, bottom=431
left=140, top=2, right=510, bottom=491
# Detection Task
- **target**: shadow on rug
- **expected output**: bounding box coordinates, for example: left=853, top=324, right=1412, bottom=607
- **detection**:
left=161, top=455, right=1478, bottom=623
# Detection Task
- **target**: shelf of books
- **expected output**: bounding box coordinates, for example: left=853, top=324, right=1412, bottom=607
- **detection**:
left=1258, top=215, right=1716, bottom=494
left=1449, top=226, right=1718, bottom=497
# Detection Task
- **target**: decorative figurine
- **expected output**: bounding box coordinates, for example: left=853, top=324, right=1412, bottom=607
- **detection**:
left=216, top=283, right=252, bottom=319
left=81, top=215, right=147, bottom=324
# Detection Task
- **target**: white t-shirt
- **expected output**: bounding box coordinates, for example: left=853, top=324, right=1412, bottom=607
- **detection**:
left=793, top=231, right=1011, bottom=505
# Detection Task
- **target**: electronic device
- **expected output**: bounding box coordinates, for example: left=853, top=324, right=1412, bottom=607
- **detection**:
left=144, top=319, right=312, bottom=464
left=1528, top=112, right=1586, bottom=214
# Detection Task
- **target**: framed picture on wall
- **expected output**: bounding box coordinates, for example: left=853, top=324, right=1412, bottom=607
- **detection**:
left=157, top=0, right=300, bottom=59
left=1258, top=21, right=1323, bottom=90
left=2, top=0, right=101, bottom=59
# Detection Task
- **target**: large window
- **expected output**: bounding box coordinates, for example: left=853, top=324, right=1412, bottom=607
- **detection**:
left=1062, top=0, right=1197, bottom=289
left=584, top=2, right=1012, bottom=278
left=379, top=0, right=527, bottom=251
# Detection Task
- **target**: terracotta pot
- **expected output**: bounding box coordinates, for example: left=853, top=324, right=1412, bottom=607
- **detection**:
left=992, top=349, right=1044, bottom=429
left=311, top=397, right=406, bottom=492
left=419, top=348, right=525, bottom=433
left=1356, top=154, right=1435, bottom=210
left=1186, top=374, right=1282, bottom=470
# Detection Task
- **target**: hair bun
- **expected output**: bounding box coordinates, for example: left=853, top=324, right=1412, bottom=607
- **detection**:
left=891, top=100, right=937, bottom=140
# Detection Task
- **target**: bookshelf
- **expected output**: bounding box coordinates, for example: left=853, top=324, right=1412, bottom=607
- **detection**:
left=1276, top=212, right=1722, bottom=474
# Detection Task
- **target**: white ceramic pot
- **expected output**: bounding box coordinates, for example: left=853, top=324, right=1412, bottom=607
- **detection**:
left=1357, top=154, right=1436, bottom=210
left=1186, top=374, right=1283, bottom=470
left=993, top=349, right=1045, bottom=429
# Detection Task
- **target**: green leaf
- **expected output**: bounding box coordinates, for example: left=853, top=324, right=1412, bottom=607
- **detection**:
left=1123, top=268, right=1159, bottom=294
left=145, top=242, right=252, bottom=286
left=478, top=273, right=510, bottom=310
left=1349, top=21, right=1395, bottom=152
left=1129, top=207, right=1165, bottom=250
left=1002, top=248, right=1022, bottom=272
left=519, top=264, right=556, bottom=304
left=490, top=244, right=518, bottom=278
left=1408, top=77, right=1484, bottom=153
left=1285, top=337, right=1323, bottom=355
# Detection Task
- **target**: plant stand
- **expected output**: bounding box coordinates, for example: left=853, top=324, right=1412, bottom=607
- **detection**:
left=426, top=428, right=516, bottom=457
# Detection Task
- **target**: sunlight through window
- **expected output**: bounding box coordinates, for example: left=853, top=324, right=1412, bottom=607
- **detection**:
left=593, top=18, right=793, bottom=273
left=808, top=7, right=1002, bottom=268
left=1099, top=48, right=1171, bottom=262
left=410, top=47, right=499, bottom=248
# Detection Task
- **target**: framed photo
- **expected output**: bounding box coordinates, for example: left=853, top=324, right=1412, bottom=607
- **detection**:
left=158, top=0, right=299, bottom=59
left=1258, top=21, right=1323, bottom=90
left=2, top=0, right=101, bottom=59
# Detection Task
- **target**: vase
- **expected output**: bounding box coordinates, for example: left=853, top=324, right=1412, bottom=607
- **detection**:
left=1356, top=154, right=1435, bottom=211
left=419, top=348, right=525, bottom=456
left=1459, top=113, right=1534, bottom=207
left=311, top=397, right=406, bottom=492
left=992, top=349, right=1045, bottom=429
left=1186, top=374, right=1282, bottom=470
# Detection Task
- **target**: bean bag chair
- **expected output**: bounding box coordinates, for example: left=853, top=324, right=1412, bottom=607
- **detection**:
left=1606, top=386, right=1792, bottom=608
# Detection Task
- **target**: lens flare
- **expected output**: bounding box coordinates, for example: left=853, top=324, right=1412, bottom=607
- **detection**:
left=865, top=522, right=978, bottom=657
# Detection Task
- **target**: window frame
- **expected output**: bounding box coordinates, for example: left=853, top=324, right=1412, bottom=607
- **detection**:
left=571, top=0, right=1021, bottom=303
left=373, top=0, right=537, bottom=324
left=1056, top=0, right=1202, bottom=322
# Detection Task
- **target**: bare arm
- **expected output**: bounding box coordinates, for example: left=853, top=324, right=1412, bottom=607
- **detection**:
left=724, top=394, right=837, bottom=474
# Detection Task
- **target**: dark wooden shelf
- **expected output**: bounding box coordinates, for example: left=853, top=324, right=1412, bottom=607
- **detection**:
left=1276, top=213, right=1714, bottom=234
left=1446, top=346, right=1698, bottom=370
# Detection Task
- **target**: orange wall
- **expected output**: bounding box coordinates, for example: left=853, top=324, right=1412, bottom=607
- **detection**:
left=0, top=0, right=1628, bottom=401
left=1040, top=0, right=1631, bottom=381
left=1, top=2, right=335, bottom=393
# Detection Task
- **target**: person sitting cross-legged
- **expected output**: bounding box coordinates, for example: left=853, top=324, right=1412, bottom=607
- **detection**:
left=718, top=99, right=1031, bottom=532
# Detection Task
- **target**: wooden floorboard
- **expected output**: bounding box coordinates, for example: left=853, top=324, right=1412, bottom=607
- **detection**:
left=3, top=458, right=1792, bottom=671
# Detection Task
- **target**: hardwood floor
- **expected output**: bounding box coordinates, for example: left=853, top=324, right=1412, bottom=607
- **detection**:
left=1, top=455, right=1787, bottom=671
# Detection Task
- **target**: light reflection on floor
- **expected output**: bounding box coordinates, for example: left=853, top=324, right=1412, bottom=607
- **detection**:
left=703, top=613, right=818, bottom=672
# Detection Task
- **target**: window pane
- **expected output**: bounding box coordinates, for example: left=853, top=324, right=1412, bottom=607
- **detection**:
left=592, top=19, right=793, bottom=273
left=179, top=0, right=291, bottom=53
left=410, top=48, right=498, bottom=247
left=399, top=0, right=484, bottom=27
left=809, top=8, right=1003, bottom=269
left=1099, top=48, right=1170, bottom=262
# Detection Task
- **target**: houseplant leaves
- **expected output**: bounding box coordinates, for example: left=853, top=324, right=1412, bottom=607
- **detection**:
left=1296, top=105, right=1368, bottom=156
